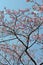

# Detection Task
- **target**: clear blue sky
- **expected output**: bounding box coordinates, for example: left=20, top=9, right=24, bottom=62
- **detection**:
left=0, top=0, right=29, bottom=10
left=0, top=0, right=42, bottom=10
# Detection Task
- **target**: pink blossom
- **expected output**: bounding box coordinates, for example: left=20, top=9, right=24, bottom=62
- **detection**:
left=39, top=5, right=43, bottom=12
left=26, top=0, right=30, bottom=2
left=6, top=9, right=11, bottom=14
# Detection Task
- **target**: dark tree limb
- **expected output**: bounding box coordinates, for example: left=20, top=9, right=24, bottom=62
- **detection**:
left=25, top=50, right=37, bottom=65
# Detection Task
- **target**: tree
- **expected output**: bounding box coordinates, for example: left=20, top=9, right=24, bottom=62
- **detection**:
left=0, top=0, right=43, bottom=65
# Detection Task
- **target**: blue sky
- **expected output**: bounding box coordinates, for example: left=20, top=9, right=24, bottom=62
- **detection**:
left=0, top=0, right=42, bottom=10
left=0, top=0, right=29, bottom=10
